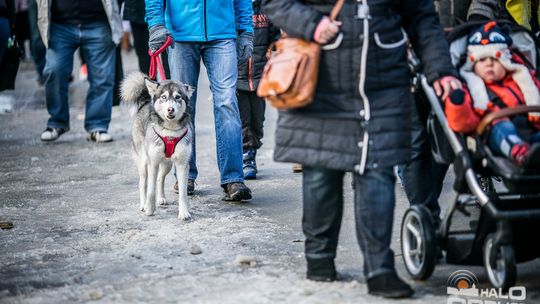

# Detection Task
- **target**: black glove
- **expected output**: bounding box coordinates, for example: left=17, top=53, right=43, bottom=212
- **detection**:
left=449, top=89, right=465, bottom=105
left=236, top=31, right=254, bottom=63
left=148, top=24, right=172, bottom=53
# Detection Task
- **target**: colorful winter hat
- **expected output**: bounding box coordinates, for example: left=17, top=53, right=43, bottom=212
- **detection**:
left=460, top=21, right=540, bottom=113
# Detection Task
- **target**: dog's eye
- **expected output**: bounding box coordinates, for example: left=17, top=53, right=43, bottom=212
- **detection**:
left=174, top=94, right=182, bottom=100
left=160, top=95, right=167, bottom=100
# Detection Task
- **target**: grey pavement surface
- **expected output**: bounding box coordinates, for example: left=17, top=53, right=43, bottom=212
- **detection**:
left=1, top=51, right=539, bottom=304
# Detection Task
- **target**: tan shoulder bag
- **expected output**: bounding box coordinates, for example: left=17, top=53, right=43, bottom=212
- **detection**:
left=257, top=0, right=345, bottom=110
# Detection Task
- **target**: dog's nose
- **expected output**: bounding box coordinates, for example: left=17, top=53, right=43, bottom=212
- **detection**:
left=167, top=107, right=174, bottom=113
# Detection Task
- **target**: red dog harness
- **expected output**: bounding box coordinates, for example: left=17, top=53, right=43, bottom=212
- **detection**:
left=153, top=128, right=188, bottom=158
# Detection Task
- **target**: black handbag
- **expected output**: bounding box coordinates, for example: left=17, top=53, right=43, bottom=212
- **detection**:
left=0, top=36, right=22, bottom=91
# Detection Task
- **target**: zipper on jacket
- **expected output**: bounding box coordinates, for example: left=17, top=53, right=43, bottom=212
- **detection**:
left=248, top=57, right=254, bottom=91
left=355, top=0, right=371, bottom=175
left=203, top=0, right=208, bottom=41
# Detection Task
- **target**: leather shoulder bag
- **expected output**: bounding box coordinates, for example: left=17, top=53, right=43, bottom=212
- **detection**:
left=257, top=0, right=345, bottom=110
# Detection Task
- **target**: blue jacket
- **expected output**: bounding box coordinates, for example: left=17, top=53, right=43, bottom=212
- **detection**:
left=145, top=0, right=253, bottom=42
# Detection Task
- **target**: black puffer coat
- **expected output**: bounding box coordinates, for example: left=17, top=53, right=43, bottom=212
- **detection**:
left=262, top=0, right=456, bottom=172
left=237, top=0, right=280, bottom=92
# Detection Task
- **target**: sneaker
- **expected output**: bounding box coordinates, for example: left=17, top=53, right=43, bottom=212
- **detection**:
left=243, top=149, right=257, bottom=180
left=367, top=271, right=414, bottom=299
left=306, top=258, right=336, bottom=282
left=41, top=127, right=68, bottom=142
left=222, top=182, right=252, bottom=201
left=87, top=131, right=113, bottom=143
left=174, top=179, right=195, bottom=196
left=79, top=64, right=88, bottom=81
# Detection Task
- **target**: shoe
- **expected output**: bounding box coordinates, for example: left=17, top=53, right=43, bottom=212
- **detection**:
left=79, top=64, right=88, bottom=81
left=522, top=143, right=540, bottom=168
left=173, top=179, right=195, bottom=196
left=222, top=182, right=252, bottom=201
left=41, top=127, right=68, bottom=142
left=367, top=271, right=414, bottom=299
left=306, top=258, right=336, bottom=282
left=292, top=163, right=302, bottom=173
left=243, top=149, right=257, bottom=180
left=87, top=131, right=113, bottom=143
left=511, top=143, right=530, bottom=166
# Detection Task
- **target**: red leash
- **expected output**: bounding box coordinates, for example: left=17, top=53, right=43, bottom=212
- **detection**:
left=148, top=36, right=173, bottom=80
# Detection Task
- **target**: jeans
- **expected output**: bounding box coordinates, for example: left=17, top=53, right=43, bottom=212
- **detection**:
left=488, top=120, right=540, bottom=157
left=238, top=90, right=266, bottom=151
left=402, top=92, right=447, bottom=226
left=168, top=39, right=244, bottom=185
left=43, top=21, right=116, bottom=132
left=302, top=166, right=397, bottom=279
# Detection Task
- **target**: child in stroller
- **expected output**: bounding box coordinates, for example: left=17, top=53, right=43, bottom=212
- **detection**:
left=400, top=20, right=540, bottom=291
left=445, top=21, right=540, bottom=168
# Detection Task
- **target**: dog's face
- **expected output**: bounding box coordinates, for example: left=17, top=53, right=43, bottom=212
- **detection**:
left=145, top=79, right=195, bottom=122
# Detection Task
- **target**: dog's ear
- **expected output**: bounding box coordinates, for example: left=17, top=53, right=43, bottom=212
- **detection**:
left=181, top=84, right=196, bottom=99
left=144, top=77, right=159, bottom=97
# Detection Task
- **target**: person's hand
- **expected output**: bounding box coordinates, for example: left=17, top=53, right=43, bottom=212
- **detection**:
left=237, top=31, right=254, bottom=64
left=313, top=16, right=342, bottom=44
left=148, top=24, right=172, bottom=53
left=433, top=76, right=462, bottom=101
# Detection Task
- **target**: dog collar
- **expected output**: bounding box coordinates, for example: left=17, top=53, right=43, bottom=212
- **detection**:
left=153, top=127, right=188, bottom=158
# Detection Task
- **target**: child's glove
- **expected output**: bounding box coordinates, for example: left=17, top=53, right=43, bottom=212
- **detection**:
left=237, top=31, right=254, bottom=64
left=148, top=25, right=173, bottom=53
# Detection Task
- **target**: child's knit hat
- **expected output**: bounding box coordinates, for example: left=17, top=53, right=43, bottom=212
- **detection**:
left=459, top=21, right=540, bottom=112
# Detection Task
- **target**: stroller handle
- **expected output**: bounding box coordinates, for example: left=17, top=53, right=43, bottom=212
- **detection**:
left=420, top=75, right=491, bottom=206
left=476, top=105, right=540, bottom=135
left=420, top=75, right=464, bottom=155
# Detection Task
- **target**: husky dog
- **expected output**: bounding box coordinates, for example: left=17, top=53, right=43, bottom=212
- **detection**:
left=120, top=72, right=195, bottom=220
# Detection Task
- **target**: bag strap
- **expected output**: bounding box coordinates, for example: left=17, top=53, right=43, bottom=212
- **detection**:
left=330, top=0, right=345, bottom=21
left=148, top=36, right=173, bottom=81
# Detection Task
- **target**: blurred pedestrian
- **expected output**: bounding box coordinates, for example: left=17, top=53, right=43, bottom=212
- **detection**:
left=263, top=0, right=460, bottom=298
left=0, top=0, right=14, bottom=62
left=28, top=0, right=45, bottom=84
left=237, top=0, right=280, bottom=180
left=145, top=0, right=254, bottom=201
left=124, top=0, right=169, bottom=77
left=37, top=0, right=123, bottom=142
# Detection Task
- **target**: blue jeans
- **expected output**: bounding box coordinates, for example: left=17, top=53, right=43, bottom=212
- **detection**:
left=302, top=166, right=397, bottom=279
left=489, top=120, right=540, bottom=157
left=168, top=39, right=244, bottom=185
left=43, top=21, right=116, bottom=132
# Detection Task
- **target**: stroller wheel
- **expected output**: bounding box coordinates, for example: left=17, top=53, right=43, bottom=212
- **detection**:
left=483, top=234, right=516, bottom=290
left=401, top=205, right=437, bottom=280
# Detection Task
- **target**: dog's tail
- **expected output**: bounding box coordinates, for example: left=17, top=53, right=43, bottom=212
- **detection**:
left=120, top=72, right=151, bottom=115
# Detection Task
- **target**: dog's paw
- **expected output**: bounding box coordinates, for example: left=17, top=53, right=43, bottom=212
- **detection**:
left=145, top=205, right=156, bottom=216
left=157, top=197, right=166, bottom=205
left=178, top=210, right=192, bottom=221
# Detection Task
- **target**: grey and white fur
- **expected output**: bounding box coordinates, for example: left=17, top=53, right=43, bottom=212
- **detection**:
left=120, top=72, right=195, bottom=220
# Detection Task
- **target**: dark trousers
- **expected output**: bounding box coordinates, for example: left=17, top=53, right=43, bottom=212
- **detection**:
left=131, top=21, right=169, bottom=77
left=402, top=92, right=448, bottom=225
left=28, top=0, right=46, bottom=81
left=302, top=166, right=396, bottom=279
left=237, top=90, right=265, bottom=151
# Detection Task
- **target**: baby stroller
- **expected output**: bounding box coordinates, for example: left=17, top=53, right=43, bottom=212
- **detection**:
left=400, top=21, right=540, bottom=290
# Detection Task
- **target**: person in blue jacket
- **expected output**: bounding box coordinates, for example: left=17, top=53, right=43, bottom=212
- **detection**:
left=145, top=0, right=254, bottom=201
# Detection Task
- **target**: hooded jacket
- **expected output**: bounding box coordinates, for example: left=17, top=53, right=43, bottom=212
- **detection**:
left=145, top=0, right=253, bottom=42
